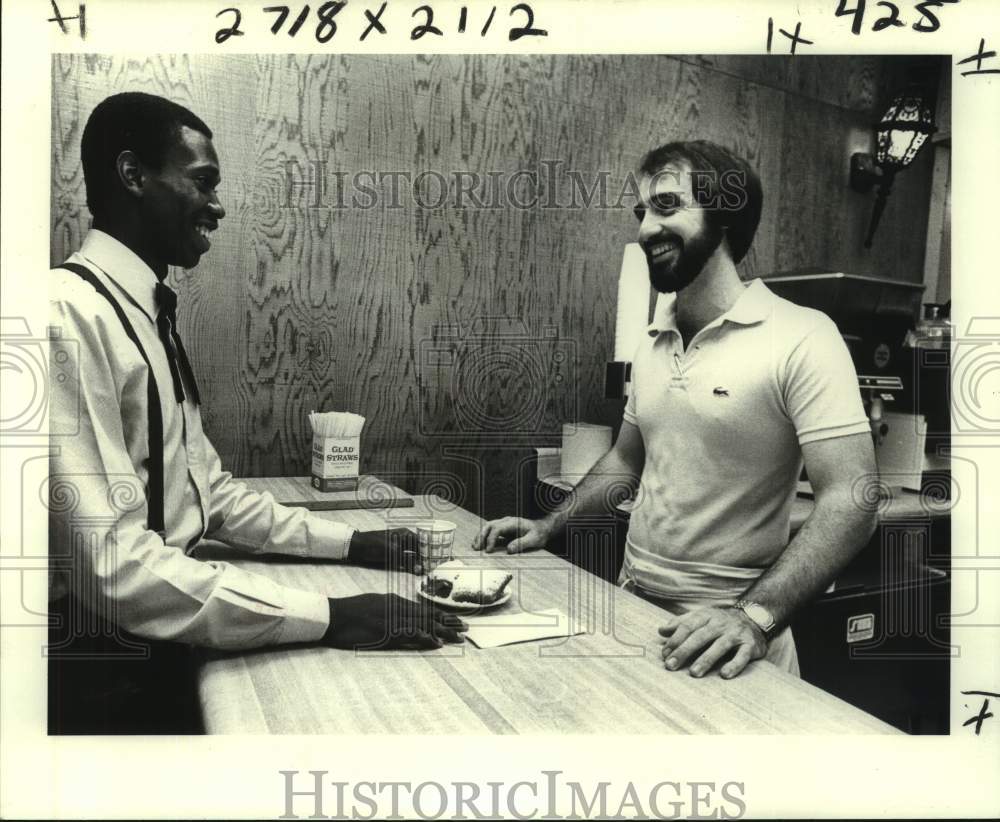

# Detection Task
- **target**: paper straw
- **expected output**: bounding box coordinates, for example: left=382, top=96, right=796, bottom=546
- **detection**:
left=309, top=411, right=366, bottom=437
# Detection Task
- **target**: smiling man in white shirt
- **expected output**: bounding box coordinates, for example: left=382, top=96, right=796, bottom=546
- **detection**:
left=48, top=92, right=465, bottom=733
left=476, top=140, right=878, bottom=680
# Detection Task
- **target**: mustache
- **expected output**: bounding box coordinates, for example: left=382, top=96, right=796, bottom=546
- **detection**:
left=641, top=235, right=683, bottom=252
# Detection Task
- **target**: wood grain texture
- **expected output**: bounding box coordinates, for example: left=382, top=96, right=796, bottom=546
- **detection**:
left=234, top=475, right=414, bottom=511
left=195, top=496, right=899, bottom=734
left=50, top=55, right=942, bottom=517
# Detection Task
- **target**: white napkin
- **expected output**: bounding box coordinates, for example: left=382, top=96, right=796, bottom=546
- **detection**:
left=462, top=608, right=584, bottom=649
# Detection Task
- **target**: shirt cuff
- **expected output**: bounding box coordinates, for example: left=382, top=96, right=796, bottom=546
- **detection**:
left=797, top=419, right=872, bottom=446
left=276, top=588, right=331, bottom=645
left=307, top=518, right=356, bottom=561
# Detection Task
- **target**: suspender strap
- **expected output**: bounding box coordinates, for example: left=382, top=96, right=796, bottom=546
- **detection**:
left=56, top=263, right=166, bottom=536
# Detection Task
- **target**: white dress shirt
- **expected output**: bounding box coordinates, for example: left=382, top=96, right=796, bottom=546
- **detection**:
left=49, top=230, right=354, bottom=650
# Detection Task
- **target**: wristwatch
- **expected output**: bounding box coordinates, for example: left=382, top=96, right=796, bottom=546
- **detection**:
left=733, top=599, right=777, bottom=637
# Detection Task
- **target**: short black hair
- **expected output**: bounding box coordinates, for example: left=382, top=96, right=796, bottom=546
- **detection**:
left=81, top=92, right=213, bottom=219
left=638, top=140, right=763, bottom=264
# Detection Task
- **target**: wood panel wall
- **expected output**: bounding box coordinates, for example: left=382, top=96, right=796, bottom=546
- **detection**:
left=51, top=54, right=944, bottom=518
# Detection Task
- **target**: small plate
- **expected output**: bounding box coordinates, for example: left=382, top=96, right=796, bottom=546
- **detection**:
left=418, top=588, right=513, bottom=612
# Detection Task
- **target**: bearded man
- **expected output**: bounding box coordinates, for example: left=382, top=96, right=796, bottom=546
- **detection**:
left=476, top=140, right=877, bottom=678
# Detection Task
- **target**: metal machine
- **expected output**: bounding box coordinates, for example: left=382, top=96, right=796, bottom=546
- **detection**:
left=762, top=270, right=951, bottom=735
left=763, top=271, right=925, bottom=442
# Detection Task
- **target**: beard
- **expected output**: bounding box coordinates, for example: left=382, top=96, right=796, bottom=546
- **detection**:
left=643, top=222, right=725, bottom=294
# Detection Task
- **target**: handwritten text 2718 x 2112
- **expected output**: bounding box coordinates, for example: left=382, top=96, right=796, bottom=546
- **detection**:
left=214, top=3, right=549, bottom=44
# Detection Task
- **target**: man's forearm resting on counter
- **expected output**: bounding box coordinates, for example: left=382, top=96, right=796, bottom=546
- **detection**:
left=659, top=432, right=878, bottom=678
left=52, top=445, right=435, bottom=651
left=474, top=421, right=645, bottom=554
left=542, top=444, right=643, bottom=539
left=741, top=486, right=877, bottom=631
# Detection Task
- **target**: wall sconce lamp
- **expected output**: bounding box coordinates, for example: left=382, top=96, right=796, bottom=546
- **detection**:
left=850, top=90, right=936, bottom=249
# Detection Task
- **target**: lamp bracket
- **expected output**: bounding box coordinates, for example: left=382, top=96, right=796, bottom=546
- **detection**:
left=850, top=153, right=883, bottom=193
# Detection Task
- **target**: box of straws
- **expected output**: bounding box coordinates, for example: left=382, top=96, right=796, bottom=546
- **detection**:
left=309, top=411, right=365, bottom=492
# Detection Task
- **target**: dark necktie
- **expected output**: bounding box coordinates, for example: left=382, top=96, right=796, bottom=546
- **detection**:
left=154, top=282, right=201, bottom=405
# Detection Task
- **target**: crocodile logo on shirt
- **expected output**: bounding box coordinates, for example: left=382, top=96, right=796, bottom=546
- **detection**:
left=713, top=387, right=730, bottom=397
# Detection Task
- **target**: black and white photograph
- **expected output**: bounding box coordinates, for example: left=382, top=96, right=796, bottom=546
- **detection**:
left=2, top=0, right=999, bottom=818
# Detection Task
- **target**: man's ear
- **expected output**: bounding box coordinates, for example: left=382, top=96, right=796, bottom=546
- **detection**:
left=115, top=150, right=144, bottom=200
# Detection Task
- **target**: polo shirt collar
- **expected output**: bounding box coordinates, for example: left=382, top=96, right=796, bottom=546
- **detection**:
left=77, top=229, right=160, bottom=320
left=647, top=278, right=774, bottom=337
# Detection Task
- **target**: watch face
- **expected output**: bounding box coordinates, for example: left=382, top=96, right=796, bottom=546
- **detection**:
left=744, top=603, right=774, bottom=631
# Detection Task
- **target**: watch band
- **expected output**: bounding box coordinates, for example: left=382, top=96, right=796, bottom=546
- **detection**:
left=733, top=599, right=777, bottom=637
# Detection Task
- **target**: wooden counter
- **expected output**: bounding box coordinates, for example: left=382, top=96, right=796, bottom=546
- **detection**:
left=234, top=474, right=413, bottom=511
left=196, top=494, right=899, bottom=735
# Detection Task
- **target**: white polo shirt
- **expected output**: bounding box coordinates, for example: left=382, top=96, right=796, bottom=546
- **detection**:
left=622, top=278, right=869, bottom=596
